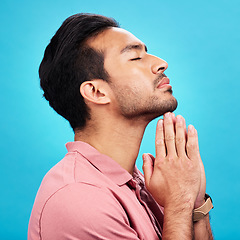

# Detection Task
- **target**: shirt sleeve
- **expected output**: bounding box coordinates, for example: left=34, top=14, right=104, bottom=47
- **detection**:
left=40, top=183, right=140, bottom=240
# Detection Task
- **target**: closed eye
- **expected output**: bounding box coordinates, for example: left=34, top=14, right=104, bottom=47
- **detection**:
left=130, top=57, right=142, bottom=61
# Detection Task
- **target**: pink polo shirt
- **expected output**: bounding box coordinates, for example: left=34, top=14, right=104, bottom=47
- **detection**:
left=28, top=141, right=164, bottom=240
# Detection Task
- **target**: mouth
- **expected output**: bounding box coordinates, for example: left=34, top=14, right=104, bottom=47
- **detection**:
left=157, top=77, right=172, bottom=89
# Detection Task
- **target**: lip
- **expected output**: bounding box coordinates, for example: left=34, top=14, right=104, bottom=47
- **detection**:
left=157, top=77, right=172, bottom=89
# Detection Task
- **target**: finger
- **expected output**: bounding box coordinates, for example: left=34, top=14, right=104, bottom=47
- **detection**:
left=171, top=112, right=176, bottom=132
left=182, top=117, right=187, bottom=140
left=171, top=112, right=176, bottom=122
left=186, top=125, right=199, bottom=160
left=142, top=153, right=154, bottom=187
left=199, top=159, right=206, bottom=187
left=175, top=115, right=186, bottom=157
left=147, top=153, right=155, bottom=162
left=163, top=112, right=176, bottom=156
left=155, top=119, right=166, bottom=158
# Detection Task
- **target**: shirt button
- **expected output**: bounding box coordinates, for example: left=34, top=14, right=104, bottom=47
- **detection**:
left=128, top=179, right=137, bottom=189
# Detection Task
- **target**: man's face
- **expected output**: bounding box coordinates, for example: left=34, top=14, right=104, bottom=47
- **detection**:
left=88, top=27, right=177, bottom=121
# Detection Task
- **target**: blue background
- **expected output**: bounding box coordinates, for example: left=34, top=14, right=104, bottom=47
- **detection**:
left=0, top=0, right=239, bottom=239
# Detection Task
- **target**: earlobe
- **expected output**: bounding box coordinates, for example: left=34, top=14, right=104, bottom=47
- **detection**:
left=80, top=80, right=111, bottom=105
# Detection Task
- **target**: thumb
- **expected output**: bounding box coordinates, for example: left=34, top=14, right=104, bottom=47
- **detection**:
left=142, top=153, right=154, bottom=187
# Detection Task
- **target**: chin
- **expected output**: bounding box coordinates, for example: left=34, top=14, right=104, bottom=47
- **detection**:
left=144, top=103, right=178, bottom=122
left=152, top=97, right=178, bottom=119
left=167, top=96, right=178, bottom=112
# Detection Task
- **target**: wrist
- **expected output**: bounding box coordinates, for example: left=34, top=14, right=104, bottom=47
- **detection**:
left=164, top=198, right=194, bottom=215
left=193, top=194, right=213, bottom=222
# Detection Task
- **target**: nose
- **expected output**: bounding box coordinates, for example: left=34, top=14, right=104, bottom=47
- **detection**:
left=151, top=55, right=168, bottom=74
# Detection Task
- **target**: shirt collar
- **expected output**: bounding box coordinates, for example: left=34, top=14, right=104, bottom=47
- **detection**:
left=66, top=141, right=133, bottom=186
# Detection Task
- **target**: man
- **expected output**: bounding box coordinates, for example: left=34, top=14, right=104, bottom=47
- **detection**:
left=28, top=13, right=213, bottom=239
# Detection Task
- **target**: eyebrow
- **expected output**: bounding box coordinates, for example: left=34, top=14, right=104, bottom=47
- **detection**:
left=120, top=44, right=148, bottom=54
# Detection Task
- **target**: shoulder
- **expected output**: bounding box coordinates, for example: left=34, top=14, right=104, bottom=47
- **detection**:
left=40, top=183, right=139, bottom=240
left=42, top=182, right=123, bottom=218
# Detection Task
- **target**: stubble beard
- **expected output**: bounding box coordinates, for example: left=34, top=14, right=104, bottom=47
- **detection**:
left=113, top=86, right=178, bottom=121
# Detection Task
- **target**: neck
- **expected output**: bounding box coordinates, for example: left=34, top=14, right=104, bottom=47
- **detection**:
left=74, top=117, right=149, bottom=175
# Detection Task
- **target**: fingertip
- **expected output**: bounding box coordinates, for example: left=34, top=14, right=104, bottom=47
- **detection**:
left=176, top=114, right=183, bottom=119
left=188, top=125, right=199, bottom=139
left=142, top=154, right=149, bottom=172
left=142, top=153, right=147, bottom=161
left=176, top=115, right=183, bottom=124
left=142, top=153, right=149, bottom=163
left=157, top=119, right=163, bottom=128
left=164, top=112, right=171, bottom=119
left=148, top=153, right=155, bottom=161
left=188, top=124, right=195, bottom=133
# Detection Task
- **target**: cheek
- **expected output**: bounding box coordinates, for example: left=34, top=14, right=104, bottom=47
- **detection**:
left=106, top=63, right=153, bottom=90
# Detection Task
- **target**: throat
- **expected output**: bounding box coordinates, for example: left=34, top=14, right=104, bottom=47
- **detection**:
left=74, top=119, right=147, bottom=174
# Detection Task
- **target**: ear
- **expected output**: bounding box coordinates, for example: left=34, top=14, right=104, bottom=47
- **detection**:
left=80, top=80, right=111, bottom=105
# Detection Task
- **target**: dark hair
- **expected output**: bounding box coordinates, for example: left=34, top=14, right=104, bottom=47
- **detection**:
left=39, top=13, right=119, bottom=130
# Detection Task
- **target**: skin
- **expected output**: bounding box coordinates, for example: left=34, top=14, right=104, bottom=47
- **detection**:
left=75, top=27, right=213, bottom=239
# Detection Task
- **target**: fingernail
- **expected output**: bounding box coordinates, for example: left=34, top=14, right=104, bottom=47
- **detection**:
left=188, top=125, right=194, bottom=133
left=176, top=115, right=182, bottom=124
left=143, top=154, right=150, bottom=162
left=164, top=112, right=171, bottom=119
left=158, top=119, right=163, bottom=128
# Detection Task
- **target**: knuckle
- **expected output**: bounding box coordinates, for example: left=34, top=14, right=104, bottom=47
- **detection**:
left=175, top=137, right=184, bottom=145
left=156, top=138, right=165, bottom=146
left=188, top=141, right=197, bottom=148
left=165, top=134, right=175, bottom=141
left=154, top=160, right=164, bottom=169
left=166, top=155, right=175, bottom=162
left=178, top=156, right=185, bottom=163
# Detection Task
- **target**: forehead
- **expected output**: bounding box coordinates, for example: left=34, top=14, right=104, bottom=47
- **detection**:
left=87, top=27, right=143, bottom=54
